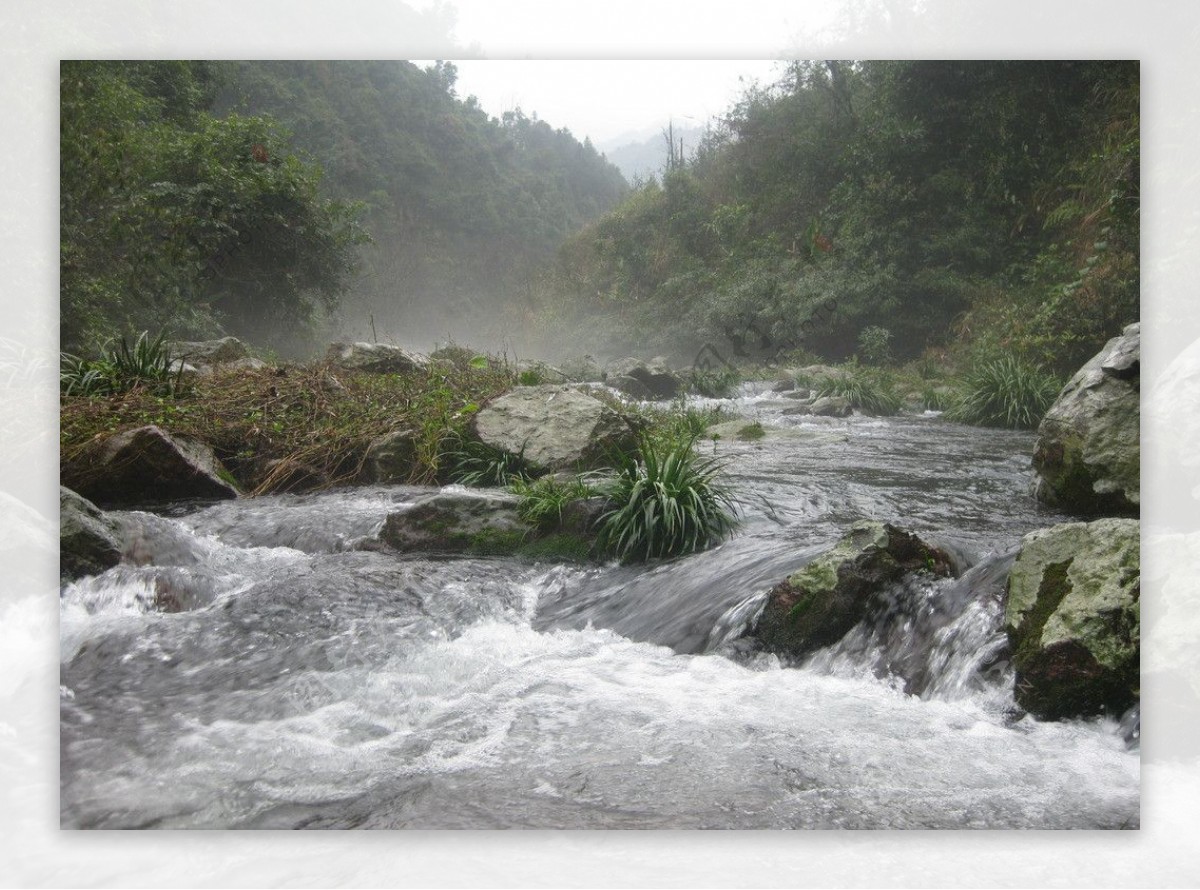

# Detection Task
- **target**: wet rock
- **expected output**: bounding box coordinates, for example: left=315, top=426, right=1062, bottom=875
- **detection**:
left=750, top=521, right=954, bottom=660
left=771, top=377, right=796, bottom=393
left=605, top=357, right=682, bottom=400
left=60, top=486, right=123, bottom=582
left=1033, top=322, right=1139, bottom=515
left=783, top=388, right=813, bottom=401
left=1005, top=518, right=1140, bottom=720
left=64, top=425, right=239, bottom=507
left=472, top=384, right=636, bottom=473
left=171, top=336, right=250, bottom=366
left=781, top=405, right=813, bottom=416
left=608, top=374, right=654, bottom=400
left=379, top=489, right=531, bottom=554
left=557, top=356, right=605, bottom=383
left=363, top=428, right=419, bottom=484
left=326, top=342, right=427, bottom=374
left=809, top=395, right=852, bottom=417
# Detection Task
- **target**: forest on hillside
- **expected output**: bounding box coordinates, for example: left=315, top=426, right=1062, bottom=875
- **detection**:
left=533, top=60, right=1138, bottom=377
left=60, top=60, right=627, bottom=355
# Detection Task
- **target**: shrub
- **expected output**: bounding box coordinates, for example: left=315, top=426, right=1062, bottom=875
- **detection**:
left=815, top=368, right=903, bottom=416
left=595, top=436, right=739, bottom=562
left=944, top=356, right=1061, bottom=429
left=919, top=385, right=953, bottom=412
left=857, top=325, right=893, bottom=365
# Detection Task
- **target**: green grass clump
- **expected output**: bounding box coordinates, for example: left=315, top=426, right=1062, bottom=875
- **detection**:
left=944, top=356, right=1061, bottom=429
left=61, top=331, right=185, bottom=397
left=919, top=385, right=953, bottom=411
left=687, top=366, right=741, bottom=398
left=448, top=440, right=535, bottom=487
left=815, top=368, right=903, bottom=416
left=510, top=474, right=602, bottom=529
left=595, top=436, right=739, bottom=563
left=737, top=422, right=766, bottom=440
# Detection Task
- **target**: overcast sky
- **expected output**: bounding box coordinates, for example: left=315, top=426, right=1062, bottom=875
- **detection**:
left=404, top=0, right=847, bottom=147
left=415, top=59, right=786, bottom=147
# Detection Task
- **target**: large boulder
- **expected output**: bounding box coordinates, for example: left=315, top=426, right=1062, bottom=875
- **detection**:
left=326, top=342, right=427, bottom=374
left=750, top=521, right=954, bottom=660
left=472, top=384, right=636, bottom=474
left=379, top=489, right=530, bottom=555
left=605, top=357, right=682, bottom=400
left=63, top=425, right=239, bottom=507
left=60, top=486, right=124, bottom=582
left=1005, top=518, right=1140, bottom=720
left=1032, top=322, right=1139, bottom=515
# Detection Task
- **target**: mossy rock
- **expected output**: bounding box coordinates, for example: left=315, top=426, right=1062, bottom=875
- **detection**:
left=380, top=490, right=531, bottom=554
left=751, top=521, right=954, bottom=660
left=1005, top=518, right=1140, bottom=720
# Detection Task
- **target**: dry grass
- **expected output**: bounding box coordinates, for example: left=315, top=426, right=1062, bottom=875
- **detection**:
left=60, top=360, right=514, bottom=495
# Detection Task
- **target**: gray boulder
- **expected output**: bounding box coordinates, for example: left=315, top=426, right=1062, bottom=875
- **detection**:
left=326, top=342, right=427, bottom=374
left=608, top=374, right=654, bottom=400
left=63, top=425, right=239, bottom=507
left=1005, top=518, right=1140, bottom=720
left=605, top=357, right=681, bottom=400
left=1033, top=322, right=1139, bottom=515
left=749, top=521, right=954, bottom=660
left=60, top=486, right=124, bottom=582
left=171, top=336, right=250, bottom=366
left=379, top=489, right=530, bottom=554
left=810, top=395, right=853, bottom=417
left=472, top=384, right=636, bottom=474
left=363, top=428, right=419, bottom=484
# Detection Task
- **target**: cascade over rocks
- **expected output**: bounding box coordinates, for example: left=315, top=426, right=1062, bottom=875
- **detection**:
left=472, top=384, right=637, bottom=474
left=1033, top=322, right=1139, bottom=515
left=60, top=486, right=124, bottom=581
left=605, top=357, right=682, bottom=400
left=63, top=425, right=239, bottom=507
left=1005, top=518, right=1140, bottom=720
left=326, top=342, right=427, bottom=374
left=749, top=521, right=954, bottom=660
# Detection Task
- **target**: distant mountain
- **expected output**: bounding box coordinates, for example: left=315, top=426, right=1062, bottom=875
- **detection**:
left=599, top=123, right=709, bottom=183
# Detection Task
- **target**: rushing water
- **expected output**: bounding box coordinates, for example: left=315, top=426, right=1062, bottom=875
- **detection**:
left=59, top=388, right=1140, bottom=829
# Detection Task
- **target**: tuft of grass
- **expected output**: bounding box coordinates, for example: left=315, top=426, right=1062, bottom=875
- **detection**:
left=61, top=331, right=185, bottom=397
left=447, top=439, right=535, bottom=487
left=510, top=474, right=602, bottom=529
left=687, top=366, right=740, bottom=398
left=944, top=356, right=1061, bottom=429
left=815, top=367, right=903, bottom=416
left=919, top=385, right=953, bottom=412
left=737, top=421, right=766, bottom=440
left=594, top=435, right=739, bottom=563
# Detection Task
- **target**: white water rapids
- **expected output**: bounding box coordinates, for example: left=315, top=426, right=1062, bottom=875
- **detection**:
left=59, top=388, right=1139, bottom=828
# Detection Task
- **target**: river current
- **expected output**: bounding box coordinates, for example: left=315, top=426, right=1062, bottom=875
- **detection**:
left=59, top=387, right=1140, bottom=829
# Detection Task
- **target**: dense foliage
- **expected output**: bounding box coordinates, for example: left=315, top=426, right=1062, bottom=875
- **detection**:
left=61, top=61, right=368, bottom=354
left=61, top=60, right=628, bottom=355
left=533, top=61, right=1138, bottom=376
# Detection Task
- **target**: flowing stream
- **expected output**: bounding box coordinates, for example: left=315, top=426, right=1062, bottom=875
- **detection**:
left=59, top=387, right=1140, bottom=829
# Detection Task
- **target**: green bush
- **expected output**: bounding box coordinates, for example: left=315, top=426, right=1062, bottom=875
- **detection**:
left=857, top=325, right=894, bottom=365
left=595, top=436, right=738, bottom=562
left=944, top=356, right=1061, bottom=429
